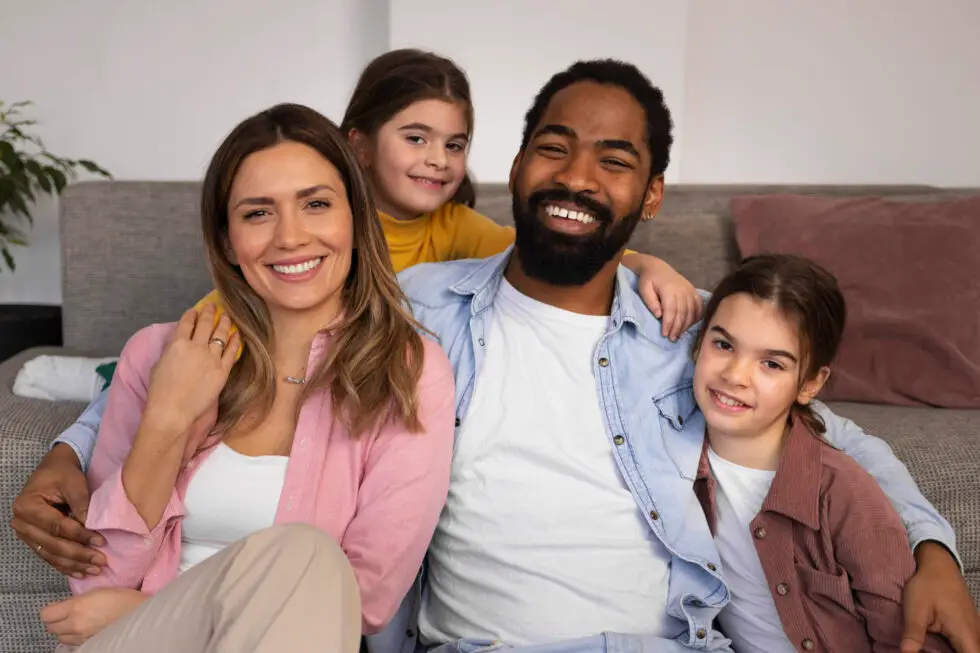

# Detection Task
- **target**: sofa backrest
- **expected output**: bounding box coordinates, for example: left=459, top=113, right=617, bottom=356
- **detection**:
left=59, top=180, right=975, bottom=356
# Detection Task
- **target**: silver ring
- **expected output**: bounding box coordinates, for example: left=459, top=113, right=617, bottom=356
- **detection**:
left=209, top=337, right=227, bottom=351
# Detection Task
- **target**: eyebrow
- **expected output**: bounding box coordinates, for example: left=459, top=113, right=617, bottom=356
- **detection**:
left=398, top=122, right=469, bottom=141
left=709, top=325, right=799, bottom=363
left=233, top=184, right=336, bottom=210
left=532, top=123, right=640, bottom=158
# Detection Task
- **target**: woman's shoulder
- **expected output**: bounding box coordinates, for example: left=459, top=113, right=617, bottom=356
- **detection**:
left=417, top=335, right=454, bottom=389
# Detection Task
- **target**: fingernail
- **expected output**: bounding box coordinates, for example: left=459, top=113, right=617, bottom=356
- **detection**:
left=90, top=535, right=105, bottom=546
left=86, top=566, right=101, bottom=575
left=72, top=572, right=83, bottom=579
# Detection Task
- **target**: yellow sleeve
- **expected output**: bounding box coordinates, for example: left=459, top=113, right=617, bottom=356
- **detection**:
left=444, top=203, right=515, bottom=260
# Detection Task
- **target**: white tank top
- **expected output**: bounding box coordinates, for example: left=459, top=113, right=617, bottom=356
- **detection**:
left=179, top=443, right=289, bottom=574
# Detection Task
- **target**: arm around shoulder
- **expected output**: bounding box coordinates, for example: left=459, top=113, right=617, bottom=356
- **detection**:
left=813, top=401, right=960, bottom=567
left=828, top=465, right=955, bottom=652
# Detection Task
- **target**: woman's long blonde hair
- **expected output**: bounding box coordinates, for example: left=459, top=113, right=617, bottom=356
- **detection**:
left=201, top=103, right=426, bottom=438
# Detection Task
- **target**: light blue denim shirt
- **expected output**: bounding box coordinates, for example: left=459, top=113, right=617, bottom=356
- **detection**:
left=56, top=247, right=959, bottom=653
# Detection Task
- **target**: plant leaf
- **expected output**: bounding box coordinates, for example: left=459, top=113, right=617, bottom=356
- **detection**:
left=78, top=159, right=112, bottom=178
left=7, top=192, right=32, bottom=223
left=0, top=140, right=17, bottom=168
left=45, top=166, right=68, bottom=193
left=25, top=160, right=52, bottom=193
left=1, top=247, right=15, bottom=272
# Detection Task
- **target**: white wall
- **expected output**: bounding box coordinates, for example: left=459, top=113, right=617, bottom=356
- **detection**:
left=680, top=0, right=980, bottom=185
left=0, top=0, right=389, bottom=304
left=390, top=0, right=693, bottom=184
left=3, top=0, right=978, bottom=303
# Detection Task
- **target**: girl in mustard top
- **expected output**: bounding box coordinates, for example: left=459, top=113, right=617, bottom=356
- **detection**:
left=195, top=49, right=702, bottom=339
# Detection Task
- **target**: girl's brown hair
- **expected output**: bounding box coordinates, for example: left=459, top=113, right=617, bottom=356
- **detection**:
left=692, top=253, right=847, bottom=435
left=342, top=48, right=477, bottom=207
left=202, top=103, right=426, bottom=439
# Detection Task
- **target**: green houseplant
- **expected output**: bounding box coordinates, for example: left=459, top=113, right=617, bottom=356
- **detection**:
left=0, top=100, right=111, bottom=272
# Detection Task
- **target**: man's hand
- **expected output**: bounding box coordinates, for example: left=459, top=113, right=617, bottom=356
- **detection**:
left=10, top=443, right=106, bottom=578
left=901, top=541, right=980, bottom=653
left=40, top=587, right=146, bottom=647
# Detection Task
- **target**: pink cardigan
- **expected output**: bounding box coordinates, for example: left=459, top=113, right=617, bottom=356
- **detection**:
left=69, top=322, right=455, bottom=634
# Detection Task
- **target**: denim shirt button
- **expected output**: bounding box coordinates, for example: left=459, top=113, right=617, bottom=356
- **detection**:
left=598, top=357, right=610, bottom=367
left=707, top=562, right=717, bottom=571
left=613, top=435, right=625, bottom=446
left=696, top=628, right=707, bottom=639
left=649, top=510, right=659, bottom=520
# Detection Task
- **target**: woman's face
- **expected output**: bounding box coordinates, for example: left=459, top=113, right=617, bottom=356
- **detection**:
left=225, top=140, right=355, bottom=325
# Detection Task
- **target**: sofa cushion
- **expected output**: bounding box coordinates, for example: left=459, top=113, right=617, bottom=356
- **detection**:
left=0, top=347, right=78, bottom=652
left=732, top=193, right=980, bottom=408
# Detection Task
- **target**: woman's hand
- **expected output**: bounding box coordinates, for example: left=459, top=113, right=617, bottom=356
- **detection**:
left=143, top=304, right=240, bottom=436
left=40, top=588, right=146, bottom=647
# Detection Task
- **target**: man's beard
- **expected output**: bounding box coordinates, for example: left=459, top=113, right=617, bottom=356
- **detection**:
left=512, top=188, right=643, bottom=286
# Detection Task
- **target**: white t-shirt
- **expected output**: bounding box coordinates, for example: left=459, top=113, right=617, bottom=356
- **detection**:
left=707, top=447, right=796, bottom=653
left=418, top=278, right=673, bottom=647
left=179, top=443, right=289, bottom=574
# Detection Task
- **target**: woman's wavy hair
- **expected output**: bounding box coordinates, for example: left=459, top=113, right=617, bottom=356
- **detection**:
left=201, top=103, right=426, bottom=438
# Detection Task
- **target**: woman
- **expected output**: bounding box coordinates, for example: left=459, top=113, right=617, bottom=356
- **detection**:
left=39, top=103, right=456, bottom=652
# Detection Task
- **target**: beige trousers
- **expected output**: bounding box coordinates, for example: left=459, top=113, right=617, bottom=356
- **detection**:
left=77, top=523, right=361, bottom=653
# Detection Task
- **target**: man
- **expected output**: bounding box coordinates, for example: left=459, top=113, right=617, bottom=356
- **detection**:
left=13, top=60, right=980, bottom=652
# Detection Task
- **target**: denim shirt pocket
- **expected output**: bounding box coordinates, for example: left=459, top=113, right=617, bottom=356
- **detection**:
left=652, top=384, right=698, bottom=431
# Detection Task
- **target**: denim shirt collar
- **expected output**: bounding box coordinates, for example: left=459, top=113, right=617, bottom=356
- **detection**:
left=447, top=246, right=668, bottom=345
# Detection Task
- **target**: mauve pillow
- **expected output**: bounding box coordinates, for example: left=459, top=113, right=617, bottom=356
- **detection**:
left=731, top=193, right=980, bottom=408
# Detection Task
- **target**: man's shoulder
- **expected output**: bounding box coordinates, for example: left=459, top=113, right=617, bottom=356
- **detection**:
left=397, top=258, right=486, bottom=307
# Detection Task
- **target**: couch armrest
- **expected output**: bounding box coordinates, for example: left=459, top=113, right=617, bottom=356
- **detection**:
left=0, top=347, right=86, bottom=652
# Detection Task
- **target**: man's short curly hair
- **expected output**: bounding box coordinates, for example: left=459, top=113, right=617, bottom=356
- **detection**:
left=520, top=59, right=674, bottom=178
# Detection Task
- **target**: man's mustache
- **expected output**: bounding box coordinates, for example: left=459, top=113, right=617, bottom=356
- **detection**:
left=526, top=188, right=613, bottom=225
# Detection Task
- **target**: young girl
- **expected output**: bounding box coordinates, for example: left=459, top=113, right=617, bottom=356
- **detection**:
left=690, top=254, right=953, bottom=653
left=193, top=48, right=702, bottom=340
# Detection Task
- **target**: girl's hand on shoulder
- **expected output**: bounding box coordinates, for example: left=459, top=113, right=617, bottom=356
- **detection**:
left=636, top=257, right=703, bottom=341
left=144, top=304, right=240, bottom=435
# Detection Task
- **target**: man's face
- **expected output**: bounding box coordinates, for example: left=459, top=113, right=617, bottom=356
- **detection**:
left=510, top=81, right=662, bottom=286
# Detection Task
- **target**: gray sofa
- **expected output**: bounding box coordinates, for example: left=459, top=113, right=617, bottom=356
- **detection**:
left=1, top=181, right=977, bottom=652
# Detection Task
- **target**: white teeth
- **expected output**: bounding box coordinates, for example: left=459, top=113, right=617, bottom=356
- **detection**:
left=271, top=257, right=322, bottom=275
left=715, top=391, right=746, bottom=408
left=545, top=204, right=595, bottom=224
